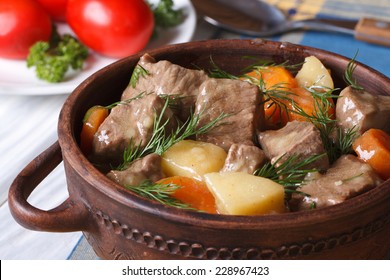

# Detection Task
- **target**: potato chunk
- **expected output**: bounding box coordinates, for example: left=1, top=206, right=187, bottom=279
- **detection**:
left=204, top=172, right=285, bottom=215
left=295, top=56, right=334, bottom=89
left=161, top=140, right=227, bottom=181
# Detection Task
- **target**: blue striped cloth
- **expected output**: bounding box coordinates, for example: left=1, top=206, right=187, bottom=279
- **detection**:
left=293, top=0, right=390, bottom=77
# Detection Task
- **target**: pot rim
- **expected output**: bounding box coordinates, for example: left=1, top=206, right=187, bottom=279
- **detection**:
left=58, top=39, right=390, bottom=230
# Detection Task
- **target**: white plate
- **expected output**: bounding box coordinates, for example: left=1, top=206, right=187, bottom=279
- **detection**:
left=0, top=0, right=196, bottom=96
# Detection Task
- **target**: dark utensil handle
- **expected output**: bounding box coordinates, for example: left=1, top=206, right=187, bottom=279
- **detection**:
left=8, top=141, right=89, bottom=232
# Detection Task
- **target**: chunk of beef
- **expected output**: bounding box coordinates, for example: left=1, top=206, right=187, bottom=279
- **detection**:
left=258, top=121, right=329, bottom=170
left=290, top=154, right=383, bottom=211
left=107, top=153, right=165, bottom=187
left=222, top=144, right=267, bottom=174
left=91, top=94, right=176, bottom=165
left=195, top=78, right=264, bottom=151
left=122, top=53, right=209, bottom=121
left=336, top=86, right=390, bottom=136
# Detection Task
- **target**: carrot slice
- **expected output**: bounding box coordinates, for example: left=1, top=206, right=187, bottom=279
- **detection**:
left=288, top=87, right=335, bottom=122
left=245, top=66, right=299, bottom=90
left=352, top=128, right=390, bottom=180
left=157, top=176, right=217, bottom=214
left=80, top=105, right=109, bottom=155
left=242, top=66, right=298, bottom=128
left=263, top=100, right=290, bottom=128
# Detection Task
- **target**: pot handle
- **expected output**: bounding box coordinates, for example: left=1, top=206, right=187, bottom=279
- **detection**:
left=8, top=141, right=89, bottom=232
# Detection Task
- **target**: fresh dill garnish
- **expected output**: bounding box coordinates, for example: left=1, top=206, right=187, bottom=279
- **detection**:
left=129, top=65, right=149, bottom=88
left=287, top=85, right=359, bottom=163
left=83, top=92, right=148, bottom=123
left=93, top=91, right=185, bottom=117
left=82, top=92, right=148, bottom=127
left=119, top=99, right=172, bottom=169
left=119, top=98, right=229, bottom=170
left=254, top=153, right=327, bottom=194
left=158, top=93, right=192, bottom=113
left=287, top=86, right=355, bottom=163
left=208, top=57, right=300, bottom=81
left=289, top=87, right=337, bottom=127
left=239, top=66, right=297, bottom=126
left=104, top=92, right=148, bottom=109
left=329, top=126, right=359, bottom=162
left=238, top=61, right=303, bottom=127
left=153, top=109, right=229, bottom=156
left=208, top=57, right=240, bottom=79
left=336, top=127, right=356, bottom=154
left=344, top=51, right=364, bottom=91
left=241, top=58, right=302, bottom=74
left=124, top=180, right=196, bottom=210
left=243, top=68, right=295, bottom=111
left=341, top=173, right=364, bottom=183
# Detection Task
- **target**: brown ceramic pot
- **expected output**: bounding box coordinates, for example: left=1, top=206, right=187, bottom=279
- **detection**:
left=8, top=39, right=390, bottom=259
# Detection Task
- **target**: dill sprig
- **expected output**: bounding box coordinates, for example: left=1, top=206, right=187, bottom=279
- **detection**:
left=119, top=100, right=171, bottom=169
left=208, top=57, right=300, bottom=81
left=289, top=87, right=337, bottom=128
left=287, top=86, right=348, bottom=163
left=208, top=57, right=240, bottom=79
left=335, top=126, right=358, bottom=155
left=339, top=173, right=364, bottom=184
left=153, top=109, right=229, bottom=155
left=244, top=71, right=296, bottom=126
left=288, top=86, right=358, bottom=163
left=326, top=126, right=359, bottom=163
left=129, top=65, right=149, bottom=88
left=241, top=59, right=302, bottom=75
left=254, top=153, right=326, bottom=194
left=158, top=93, right=192, bottom=113
left=119, top=98, right=229, bottom=170
left=124, top=180, right=196, bottom=210
left=344, top=51, right=364, bottom=91
left=104, top=92, right=148, bottom=110
left=83, top=93, right=149, bottom=124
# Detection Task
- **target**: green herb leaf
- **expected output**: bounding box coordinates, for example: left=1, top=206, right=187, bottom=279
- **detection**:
left=207, top=57, right=240, bottom=79
left=254, top=153, right=327, bottom=195
left=344, top=51, right=364, bottom=90
left=326, top=126, right=359, bottom=163
left=286, top=86, right=356, bottom=163
left=124, top=180, right=196, bottom=210
left=27, top=27, right=88, bottom=83
left=151, top=0, right=183, bottom=28
left=129, top=65, right=149, bottom=88
left=104, top=92, right=148, bottom=110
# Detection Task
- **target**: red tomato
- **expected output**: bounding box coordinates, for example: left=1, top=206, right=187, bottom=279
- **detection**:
left=66, top=0, right=154, bottom=58
left=36, top=0, right=68, bottom=22
left=0, top=0, right=52, bottom=59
